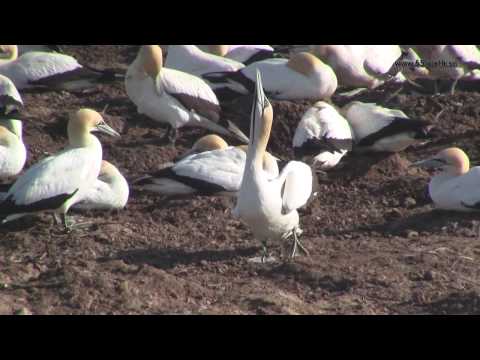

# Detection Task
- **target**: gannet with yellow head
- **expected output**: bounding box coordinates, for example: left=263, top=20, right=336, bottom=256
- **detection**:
left=204, top=52, right=337, bottom=101
left=0, top=108, right=120, bottom=229
left=410, top=147, right=480, bottom=211
left=73, top=160, right=129, bottom=210
left=134, top=134, right=279, bottom=197
left=232, top=71, right=316, bottom=262
left=125, top=45, right=249, bottom=144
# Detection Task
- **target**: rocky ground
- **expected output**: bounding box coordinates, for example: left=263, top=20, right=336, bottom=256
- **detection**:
left=1, top=45, right=480, bottom=315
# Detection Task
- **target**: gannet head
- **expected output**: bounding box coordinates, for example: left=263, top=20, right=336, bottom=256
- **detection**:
left=0, top=74, right=23, bottom=115
left=176, top=134, right=229, bottom=160
left=204, top=45, right=230, bottom=56
left=68, top=108, right=120, bottom=146
left=0, top=45, right=18, bottom=61
left=287, top=52, right=326, bottom=77
left=250, top=70, right=273, bottom=147
left=410, top=147, right=470, bottom=176
left=99, top=160, right=121, bottom=179
left=140, top=45, right=163, bottom=79
left=0, top=119, right=23, bottom=140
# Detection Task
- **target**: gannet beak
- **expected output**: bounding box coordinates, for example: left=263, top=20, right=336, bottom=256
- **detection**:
left=95, top=122, right=121, bottom=137
left=409, top=158, right=444, bottom=169
left=255, top=69, right=267, bottom=110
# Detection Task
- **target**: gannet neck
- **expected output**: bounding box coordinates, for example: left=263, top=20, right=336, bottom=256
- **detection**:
left=237, top=145, right=277, bottom=173
left=0, top=119, right=22, bottom=140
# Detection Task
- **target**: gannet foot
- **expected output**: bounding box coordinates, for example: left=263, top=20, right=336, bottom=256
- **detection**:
left=290, top=228, right=310, bottom=260
left=450, top=79, right=458, bottom=96
left=61, top=214, right=93, bottom=233
left=247, top=240, right=276, bottom=264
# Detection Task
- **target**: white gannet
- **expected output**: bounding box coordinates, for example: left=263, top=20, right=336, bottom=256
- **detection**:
left=125, top=45, right=249, bottom=144
left=204, top=52, right=338, bottom=101
left=311, top=45, right=403, bottom=89
left=0, top=75, right=26, bottom=179
left=17, top=45, right=63, bottom=56
left=73, top=160, right=129, bottom=210
left=0, top=109, right=120, bottom=229
left=341, top=101, right=433, bottom=153
left=410, top=147, right=480, bottom=211
left=134, top=134, right=279, bottom=197
left=165, top=45, right=245, bottom=77
left=0, top=74, right=23, bottom=114
left=232, top=70, right=315, bottom=262
left=410, top=45, right=480, bottom=94
left=0, top=119, right=27, bottom=179
left=0, top=45, right=121, bottom=91
left=199, top=45, right=276, bottom=66
left=293, top=101, right=353, bottom=170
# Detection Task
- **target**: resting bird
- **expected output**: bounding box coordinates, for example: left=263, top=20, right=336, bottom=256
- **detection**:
left=341, top=101, right=433, bottom=153
left=0, top=45, right=121, bottom=91
left=293, top=101, right=353, bottom=170
left=73, top=160, right=129, bottom=210
left=311, top=45, right=403, bottom=89
left=199, top=45, right=276, bottom=66
left=203, top=52, right=337, bottom=101
left=134, top=134, right=279, bottom=197
left=0, top=75, right=26, bottom=179
left=125, top=45, right=249, bottom=144
left=410, top=147, right=480, bottom=211
left=410, top=45, right=480, bottom=94
left=165, top=45, right=245, bottom=77
left=0, top=109, right=120, bottom=229
left=233, top=70, right=316, bottom=262
left=17, top=45, right=63, bottom=56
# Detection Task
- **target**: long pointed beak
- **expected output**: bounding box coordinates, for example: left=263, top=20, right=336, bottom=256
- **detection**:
left=409, top=158, right=439, bottom=169
left=96, top=122, right=121, bottom=137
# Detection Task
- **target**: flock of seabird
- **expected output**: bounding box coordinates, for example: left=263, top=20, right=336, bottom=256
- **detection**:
left=1, top=44, right=480, bottom=263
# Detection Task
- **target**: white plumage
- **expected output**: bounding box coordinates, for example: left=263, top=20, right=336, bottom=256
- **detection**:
left=293, top=101, right=353, bottom=169
left=411, top=148, right=480, bottom=212
left=204, top=52, right=337, bottom=101
left=0, top=120, right=27, bottom=178
left=165, top=45, right=245, bottom=77
left=342, top=101, right=432, bottom=153
left=125, top=45, right=248, bottom=143
left=73, top=161, right=129, bottom=210
left=233, top=70, right=315, bottom=261
left=0, top=109, right=120, bottom=228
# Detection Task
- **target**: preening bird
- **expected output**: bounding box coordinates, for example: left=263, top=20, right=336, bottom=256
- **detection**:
left=0, top=45, right=121, bottom=91
left=0, top=108, right=120, bottom=229
left=125, top=45, right=249, bottom=144
left=232, top=70, right=316, bottom=262
left=410, top=147, right=480, bottom=211
left=341, top=101, right=433, bottom=153
left=293, top=101, right=353, bottom=170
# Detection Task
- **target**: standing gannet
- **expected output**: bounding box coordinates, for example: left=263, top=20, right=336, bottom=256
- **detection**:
left=165, top=45, right=245, bottom=77
left=0, top=74, right=23, bottom=115
left=0, top=109, right=120, bottom=229
left=341, top=101, right=433, bottom=153
left=0, top=45, right=121, bottom=91
left=233, top=71, right=315, bottom=262
left=293, top=101, right=353, bottom=170
left=409, top=45, right=480, bottom=94
left=199, top=45, right=276, bottom=66
left=134, top=134, right=279, bottom=197
left=410, top=148, right=480, bottom=211
left=311, top=45, right=403, bottom=89
left=125, top=45, right=249, bottom=144
left=73, top=160, right=129, bottom=210
left=204, top=52, right=338, bottom=101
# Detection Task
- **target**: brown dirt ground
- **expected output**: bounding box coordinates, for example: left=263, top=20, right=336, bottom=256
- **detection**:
left=1, top=45, right=480, bottom=315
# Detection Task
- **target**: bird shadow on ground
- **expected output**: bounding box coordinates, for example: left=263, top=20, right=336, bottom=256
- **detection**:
left=256, top=262, right=357, bottom=293
left=100, top=246, right=259, bottom=270
left=373, top=209, right=480, bottom=236
left=327, top=152, right=395, bottom=181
